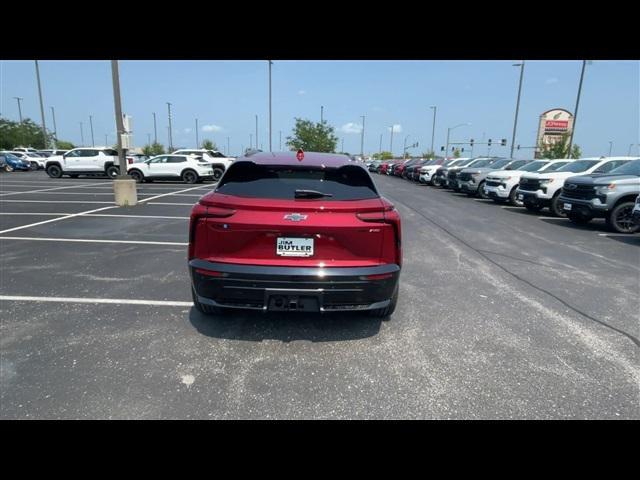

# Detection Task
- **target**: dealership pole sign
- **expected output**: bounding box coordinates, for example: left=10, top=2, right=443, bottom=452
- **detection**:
left=535, top=108, right=574, bottom=158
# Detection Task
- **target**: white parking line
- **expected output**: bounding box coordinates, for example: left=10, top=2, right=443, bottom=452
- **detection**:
left=148, top=202, right=196, bottom=206
left=0, top=236, right=188, bottom=245
left=0, top=206, right=118, bottom=234
left=0, top=200, right=115, bottom=204
left=0, top=182, right=112, bottom=197
left=138, top=184, right=212, bottom=203
left=0, top=213, right=189, bottom=219
left=0, top=295, right=193, bottom=307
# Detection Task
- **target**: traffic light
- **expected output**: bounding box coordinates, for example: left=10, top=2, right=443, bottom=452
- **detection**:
left=488, top=139, right=492, bottom=146
left=441, top=146, right=445, bottom=151
left=517, top=144, right=521, bottom=150
left=470, top=139, right=474, bottom=146
left=461, top=148, right=464, bottom=152
left=501, top=138, right=507, bottom=146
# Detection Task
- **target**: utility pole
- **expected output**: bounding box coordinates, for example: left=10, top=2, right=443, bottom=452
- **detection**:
left=110, top=60, right=128, bottom=176
left=567, top=60, right=588, bottom=158
left=390, top=126, right=394, bottom=155
left=510, top=61, right=525, bottom=158
left=152, top=112, right=157, bottom=144
left=279, top=131, right=282, bottom=150
left=321, top=106, right=324, bottom=123
left=80, top=122, right=84, bottom=146
left=268, top=60, right=273, bottom=152
left=255, top=115, right=258, bottom=150
left=379, top=133, right=383, bottom=158
left=14, top=97, right=23, bottom=122
left=360, top=115, right=366, bottom=158
left=34, top=60, right=49, bottom=149
left=166, top=102, right=173, bottom=152
left=89, top=115, right=95, bottom=147
left=429, top=106, right=437, bottom=156
left=195, top=118, right=199, bottom=148
left=50, top=106, right=58, bottom=148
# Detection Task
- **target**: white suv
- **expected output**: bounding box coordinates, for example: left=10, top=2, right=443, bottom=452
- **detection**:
left=172, top=149, right=234, bottom=180
left=45, top=148, right=121, bottom=179
left=126, top=154, right=214, bottom=184
left=484, top=159, right=573, bottom=206
left=516, top=157, right=633, bottom=217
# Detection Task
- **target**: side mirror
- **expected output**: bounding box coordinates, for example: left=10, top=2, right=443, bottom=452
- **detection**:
left=505, top=166, right=513, bottom=170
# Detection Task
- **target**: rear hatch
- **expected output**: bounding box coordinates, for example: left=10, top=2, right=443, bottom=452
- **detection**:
left=192, top=162, right=399, bottom=267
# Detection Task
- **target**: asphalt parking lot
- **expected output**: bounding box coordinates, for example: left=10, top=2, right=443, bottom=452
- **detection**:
left=1, top=170, right=638, bottom=419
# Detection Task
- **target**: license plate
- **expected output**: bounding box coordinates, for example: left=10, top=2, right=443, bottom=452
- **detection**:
left=276, top=237, right=314, bottom=257
left=564, top=203, right=572, bottom=211
left=518, top=194, right=523, bottom=200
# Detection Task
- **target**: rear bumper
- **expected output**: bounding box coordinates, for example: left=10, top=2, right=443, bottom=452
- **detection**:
left=189, top=260, right=400, bottom=312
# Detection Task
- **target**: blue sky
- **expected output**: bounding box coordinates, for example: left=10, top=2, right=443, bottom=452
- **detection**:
left=1, top=60, right=638, bottom=158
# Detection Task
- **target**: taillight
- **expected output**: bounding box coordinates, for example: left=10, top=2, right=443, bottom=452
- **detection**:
left=361, top=273, right=394, bottom=281
left=127, top=158, right=133, bottom=164
left=206, top=206, right=236, bottom=218
left=188, top=204, right=236, bottom=260
left=195, top=268, right=228, bottom=277
left=356, top=211, right=386, bottom=222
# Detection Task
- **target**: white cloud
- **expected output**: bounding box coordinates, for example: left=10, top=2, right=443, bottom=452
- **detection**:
left=388, top=124, right=402, bottom=133
left=202, top=124, right=223, bottom=132
left=545, top=77, right=559, bottom=85
left=298, top=90, right=307, bottom=95
left=340, top=122, right=363, bottom=134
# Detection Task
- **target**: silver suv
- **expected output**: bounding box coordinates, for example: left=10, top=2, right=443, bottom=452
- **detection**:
left=558, top=158, right=640, bottom=233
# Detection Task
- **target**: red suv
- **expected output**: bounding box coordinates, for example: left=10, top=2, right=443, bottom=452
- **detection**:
left=188, top=151, right=402, bottom=318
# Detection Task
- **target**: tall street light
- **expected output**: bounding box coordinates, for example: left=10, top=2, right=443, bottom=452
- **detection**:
left=567, top=60, right=590, bottom=158
left=429, top=105, right=437, bottom=156
left=320, top=106, right=324, bottom=123
left=79, top=122, right=84, bottom=146
left=14, top=97, right=23, bottom=122
left=510, top=61, right=525, bottom=159
left=195, top=118, right=199, bottom=148
left=50, top=106, right=58, bottom=148
left=389, top=125, right=394, bottom=155
left=379, top=133, right=383, bottom=158
left=360, top=115, right=366, bottom=157
left=445, top=123, right=471, bottom=160
left=166, top=102, right=173, bottom=152
left=34, top=61, right=49, bottom=149
left=403, top=135, right=410, bottom=159
left=152, top=112, right=157, bottom=144
left=268, top=60, right=273, bottom=152
left=255, top=115, right=258, bottom=150
left=608, top=141, right=613, bottom=156
left=89, top=115, right=95, bottom=147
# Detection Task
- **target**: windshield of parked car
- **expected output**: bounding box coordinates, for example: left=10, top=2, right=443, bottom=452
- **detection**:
left=488, top=159, right=512, bottom=169
left=555, top=160, right=600, bottom=173
left=216, top=163, right=379, bottom=200
left=607, top=159, right=640, bottom=176
left=518, top=161, right=548, bottom=172
left=468, top=159, right=495, bottom=168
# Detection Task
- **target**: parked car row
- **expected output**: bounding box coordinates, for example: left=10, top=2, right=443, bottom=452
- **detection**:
left=370, top=155, right=640, bottom=234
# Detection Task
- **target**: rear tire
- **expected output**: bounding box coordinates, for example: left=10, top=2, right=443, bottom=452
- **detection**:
left=607, top=201, right=639, bottom=234
left=212, top=167, right=224, bottom=181
left=46, top=164, right=62, bottom=178
left=106, top=165, right=120, bottom=179
left=182, top=169, right=198, bottom=184
left=369, top=283, right=398, bottom=320
left=191, top=287, right=224, bottom=315
left=129, top=170, right=144, bottom=183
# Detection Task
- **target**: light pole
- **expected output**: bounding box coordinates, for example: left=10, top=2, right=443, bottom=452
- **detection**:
left=403, top=135, right=410, bottom=159
left=80, top=122, right=84, bottom=146
left=195, top=118, right=199, bottom=148
left=14, top=97, right=23, bottom=123
left=250, top=133, right=253, bottom=149
left=379, top=133, right=383, bottom=158
left=268, top=60, right=273, bottom=152
left=389, top=126, right=394, bottom=156
left=445, top=123, right=471, bottom=160
left=510, top=61, right=525, bottom=158
left=227, top=137, right=230, bottom=157
left=34, top=61, right=49, bottom=149
left=255, top=115, right=258, bottom=150
left=110, top=60, right=128, bottom=177
left=152, top=112, right=157, bottom=144
left=567, top=60, right=589, bottom=158
left=166, top=102, right=173, bottom=152
left=360, top=115, right=366, bottom=158
left=50, top=106, right=58, bottom=148
left=89, top=115, right=95, bottom=147
left=341, top=138, right=344, bottom=153
left=608, top=141, right=613, bottom=156
left=429, top=105, right=437, bottom=157
left=279, top=131, right=282, bottom=150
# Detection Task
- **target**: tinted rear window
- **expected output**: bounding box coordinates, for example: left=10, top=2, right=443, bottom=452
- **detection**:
left=216, top=163, right=379, bottom=200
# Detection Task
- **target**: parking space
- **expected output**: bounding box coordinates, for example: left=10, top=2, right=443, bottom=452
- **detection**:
left=1, top=171, right=638, bottom=419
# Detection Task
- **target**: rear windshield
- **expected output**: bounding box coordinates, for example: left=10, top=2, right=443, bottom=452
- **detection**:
left=216, top=163, right=379, bottom=200
left=555, top=160, right=599, bottom=173
left=608, top=159, right=640, bottom=176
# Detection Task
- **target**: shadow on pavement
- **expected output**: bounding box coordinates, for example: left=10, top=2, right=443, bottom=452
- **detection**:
left=189, top=308, right=383, bottom=343
left=539, top=218, right=611, bottom=234
left=603, top=234, right=640, bottom=246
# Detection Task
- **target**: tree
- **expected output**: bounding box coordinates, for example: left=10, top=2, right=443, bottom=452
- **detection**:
left=55, top=140, right=75, bottom=150
left=286, top=118, right=338, bottom=153
left=421, top=150, right=436, bottom=159
left=201, top=139, right=218, bottom=151
left=372, top=151, right=394, bottom=160
left=142, top=142, right=165, bottom=156
left=453, top=148, right=461, bottom=158
left=0, top=117, right=56, bottom=150
left=538, top=132, right=582, bottom=159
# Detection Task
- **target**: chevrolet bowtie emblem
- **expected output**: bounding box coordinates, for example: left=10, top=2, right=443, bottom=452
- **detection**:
left=284, top=213, right=307, bottom=222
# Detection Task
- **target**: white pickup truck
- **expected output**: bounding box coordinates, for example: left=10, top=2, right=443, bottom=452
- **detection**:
left=45, top=147, right=121, bottom=179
